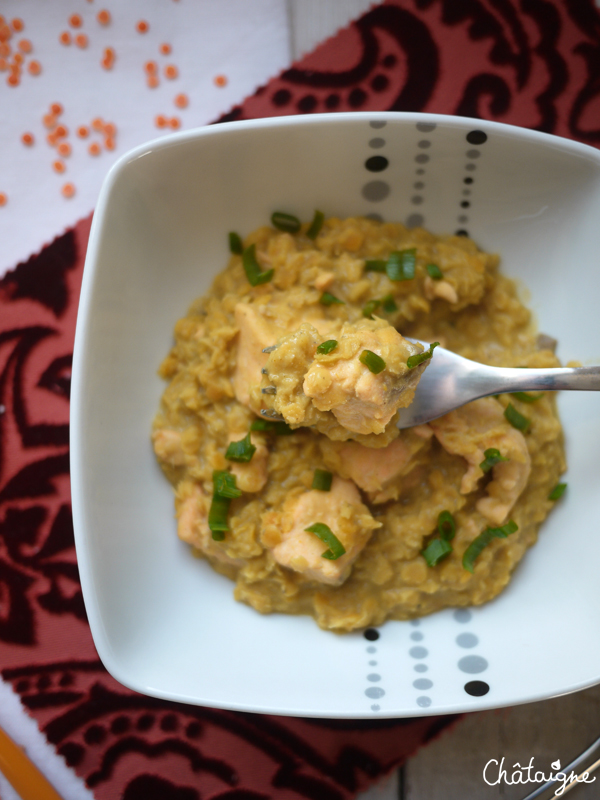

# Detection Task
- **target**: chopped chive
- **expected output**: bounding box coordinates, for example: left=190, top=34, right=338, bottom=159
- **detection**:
left=312, top=469, right=333, bottom=492
left=381, top=294, right=398, bottom=313
left=306, top=209, right=325, bottom=240
left=271, top=211, right=301, bottom=233
left=407, top=341, right=439, bottom=369
left=319, top=291, right=345, bottom=306
left=228, top=231, right=243, bottom=255
left=242, top=244, right=274, bottom=286
left=437, top=510, right=456, bottom=541
left=225, top=432, right=256, bottom=463
left=386, top=248, right=416, bottom=281
left=462, top=520, right=518, bottom=573
left=504, top=402, right=531, bottom=432
left=208, top=495, right=229, bottom=540
left=426, top=263, right=443, bottom=280
left=305, top=522, right=346, bottom=560
left=316, top=339, right=338, bottom=355
left=479, top=447, right=509, bottom=473
left=359, top=349, right=386, bottom=374
left=364, top=259, right=387, bottom=273
left=213, top=470, right=242, bottom=499
left=511, top=391, right=544, bottom=403
left=363, top=298, right=381, bottom=319
left=548, top=482, right=567, bottom=501
left=422, top=536, right=453, bottom=567
left=250, top=419, right=294, bottom=435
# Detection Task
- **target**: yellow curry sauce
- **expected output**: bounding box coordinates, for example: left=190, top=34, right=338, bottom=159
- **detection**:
left=152, top=216, right=565, bottom=632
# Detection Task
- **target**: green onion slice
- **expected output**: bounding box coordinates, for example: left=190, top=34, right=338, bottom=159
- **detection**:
left=381, top=294, right=398, bottom=313
left=271, top=211, right=301, bottom=233
left=422, top=537, right=453, bottom=567
left=319, top=291, right=345, bottom=306
left=242, top=244, right=274, bottom=286
left=511, top=391, right=544, bottom=403
left=208, top=495, right=229, bottom=540
left=228, top=231, right=243, bottom=255
left=426, top=263, right=443, bottom=280
left=462, top=520, right=518, bottom=573
left=212, top=470, right=242, bottom=499
left=387, top=248, right=416, bottom=281
left=316, top=339, right=338, bottom=355
left=479, top=447, right=509, bottom=473
left=548, top=482, right=567, bottom=501
left=504, top=402, right=531, bottom=432
left=225, top=432, right=256, bottom=463
left=312, top=469, right=333, bottom=492
left=407, top=341, right=439, bottom=369
left=306, top=209, right=324, bottom=240
left=437, top=510, right=456, bottom=541
left=359, top=349, right=386, bottom=374
left=305, top=522, right=346, bottom=560
left=250, top=419, right=294, bottom=435
left=364, top=259, right=387, bottom=273
left=363, top=298, right=381, bottom=319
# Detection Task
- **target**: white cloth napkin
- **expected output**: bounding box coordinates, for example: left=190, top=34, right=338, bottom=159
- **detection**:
left=0, top=0, right=290, bottom=278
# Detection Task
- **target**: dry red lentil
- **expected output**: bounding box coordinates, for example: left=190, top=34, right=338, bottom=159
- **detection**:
left=77, top=125, right=89, bottom=138
left=88, top=142, right=101, bottom=156
left=57, top=142, right=71, bottom=157
left=28, top=59, right=41, bottom=75
left=75, top=33, right=88, bottom=48
left=11, top=18, right=24, bottom=32
left=164, top=64, right=178, bottom=79
left=159, top=42, right=171, bottom=55
left=0, top=193, right=7, bottom=206
left=69, top=14, right=83, bottom=28
left=214, top=74, right=227, bottom=87
left=97, top=10, right=111, bottom=25
left=21, top=132, right=34, bottom=146
left=51, top=102, right=63, bottom=115
left=61, top=182, right=75, bottom=198
left=136, top=20, right=149, bottom=33
left=17, top=38, right=31, bottom=53
left=53, top=160, right=66, bottom=173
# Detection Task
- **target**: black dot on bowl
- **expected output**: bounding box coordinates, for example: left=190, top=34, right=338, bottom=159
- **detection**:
left=465, top=163, right=477, bottom=171
left=466, top=130, right=488, bottom=145
left=349, top=88, right=367, bottom=108
left=455, top=229, right=469, bottom=236
left=460, top=201, right=470, bottom=208
left=371, top=704, right=381, bottom=711
left=272, top=89, right=291, bottom=107
left=466, top=149, right=481, bottom=159
left=462, top=189, right=471, bottom=196
left=325, top=93, right=340, bottom=110
left=458, top=655, right=488, bottom=673
left=465, top=680, right=490, bottom=696
left=365, top=687, right=385, bottom=699
left=367, top=673, right=381, bottom=682
left=411, top=195, right=423, bottom=205
left=371, top=74, right=389, bottom=92
left=365, top=212, right=383, bottom=222
left=418, top=140, right=431, bottom=149
left=415, top=154, right=430, bottom=164
left=406, top=213, right=424, bottom=228
left=365, top=155, right=389, bottom=172
left=414, top=181, right=424, bottom=189
left=362, top=181, right=390, bottom=202
left=370, top=120, right=386, bottom=129
left=369, top=137, right=386, bottom=149
left=364, top=628, right=380, bottom=641
left=415, top=168, right=425, bottom=175
left=416, top=122, right=436, bottom=132
left=458, top=215, right=469, bottom=223
left=297, top=94, right=317, bottom=113
left=382, top=54, right=396, bottom=68
left=464, top=177, right=474, bottom=184
left=410, top=619, right=421, bottom=626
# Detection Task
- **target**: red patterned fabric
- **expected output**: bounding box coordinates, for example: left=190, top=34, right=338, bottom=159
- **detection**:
left=1, top=1, right=598, bottom=798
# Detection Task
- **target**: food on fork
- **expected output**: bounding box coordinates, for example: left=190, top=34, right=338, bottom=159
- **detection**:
left=152, top=212, right=565, bottom=631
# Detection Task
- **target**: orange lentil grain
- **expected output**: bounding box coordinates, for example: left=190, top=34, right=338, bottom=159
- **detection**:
left=0, top=58, right=7, bottom=71
left=13, top=52, right=23, bottom=64
left=164, top=64, right=178, bottom=79
left=17, top=38, right=32, bottom=53
left=136, top=20, right=149, bottom=33
left=97, top=10, right=111, bottom=25
left=55, top=124, right=68, bottom=138
left=53, top=160, right=66, bottom=173
left=144, top=60, right=157, bottom=74
left=61, top=183, right=76, bottom=198
left=0, top=26, right=11, bottom=43
left=59, top=31, right=71, bottom=45
left=214, top=74, right=228, bottom=87
left=0, top=193, right=7, bottom=206
left=146, top=75, right=159, bottom=88
left=11, top=18, right=24, bottom=32
left=174, top=92, right=188, bottom=109
left=46, top=132, right=58, bottom=146
left=75, top=33, right=88, bottom=48
left=169, top=117, right=180, bottom=129
left=51, top=102, right=63, bottom=115
left=154, top=114, right=168, bottom=128
left=104, top=136, right=115, bottom=150
left=21, top=132, right=35, bottom=146
left=69, top=14, right=83, bottom=28
left=43, top=114, right=56, bottom=128
left=91, top=117, right=103, bottom=131
left=0, top=43, right=9, bottom=57
left=0, top=16, right=4, bottom=25
left=159, top=42, right=171, bottom=55
left=58, top=142, right=71, bottom=156
left=77, top=125, right=89, bottom=138
left=28, top=59, right=41, bottom=75
left=7, top=73, right=19, bottom=86
left=88, top=142, right=101, bottom=156
left=103, top=122, right=116, bottom=136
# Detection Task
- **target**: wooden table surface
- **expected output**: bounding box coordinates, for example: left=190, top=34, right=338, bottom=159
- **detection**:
left=288, top=3, right=600, bottom=799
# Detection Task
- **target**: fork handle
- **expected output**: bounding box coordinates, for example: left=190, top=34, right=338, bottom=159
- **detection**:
left=471, top=365, right=600, bottom=395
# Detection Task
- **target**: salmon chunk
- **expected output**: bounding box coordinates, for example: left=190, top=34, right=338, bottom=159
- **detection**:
left=177, top=484, right=245, bottom=567
left=152, top=428, right=186, bottom=466
left=227, top=430, right=269, bottom=493
left=263, top=476, right=379, bottom=585
left=232, top=304, right=282, bottom=407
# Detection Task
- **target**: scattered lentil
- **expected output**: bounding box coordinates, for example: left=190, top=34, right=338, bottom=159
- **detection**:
left=159, top=43, right=171, bottom=55
left=53, top=160, right=66, bottom=173
left=144, top=60, right=157, bottom=74
left=88, top=142, right=101, bottom=156
left=57, top=142, right=71, bottom=157
left=59, top=31, right=71, bottom=45
left=69, top=13, right=83, bottom=28
left=27, top=60, right=41, bottom=75
left=104, top=137, right=115, bottom=150
left=7, top=73, right=19, bottom=86
left=17, top=39, right=31, bottom=53
left=51, top=102, right=63, bottom=115
left=136, top=20, right=149, bottom=33
left=0, top=192, right=7, bottom=206
left=11, top=18, right=24, bottom=32
left=174, top=93, right=188, bottom=108
left=97, top=9, right=111, bottom=25
left=155, top=114, right=168, bottom=128
left=214, top=74, right=227, bottom=87
left=169, top=116, right=180, bottom=129
left=21, top=132, right=35, bottom=146
left=147, top=75, right=159, bottom=88
left=61, top=182, right=75, bottom=198
left=77, top=125, right=89, bottom=138
left=75, top=33, right=88, bottom=48
left=55, top=124, right=68, bottom=138
left=164, top=64, right=178, bottom=79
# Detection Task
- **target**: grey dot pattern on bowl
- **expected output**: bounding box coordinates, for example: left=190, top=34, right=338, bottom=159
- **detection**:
left=456, top=130, right=488, bottom=236
left=363, top=628, right=384, bottom=710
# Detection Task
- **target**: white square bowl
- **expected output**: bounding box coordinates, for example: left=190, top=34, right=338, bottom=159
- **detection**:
left=71, top=112, right=600, bottom=718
